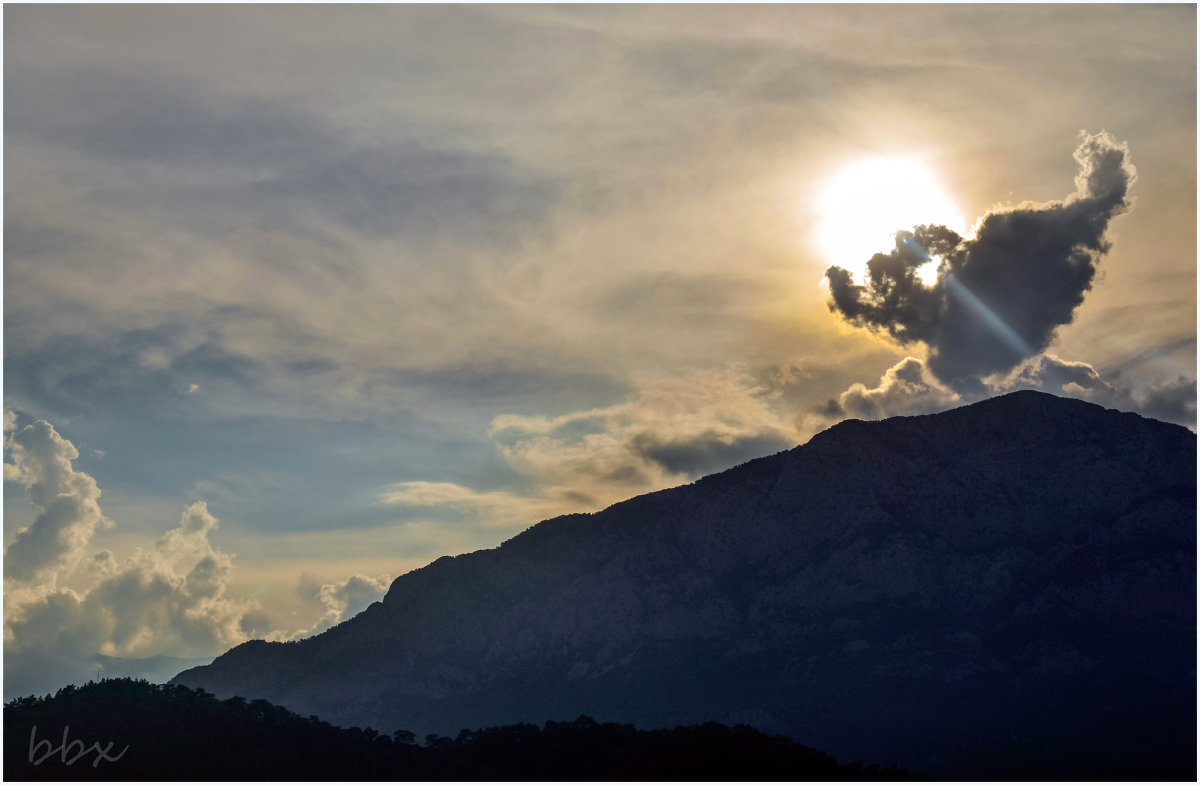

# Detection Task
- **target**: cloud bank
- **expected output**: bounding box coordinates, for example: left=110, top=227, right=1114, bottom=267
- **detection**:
left=2, top=414, right=390, bottom=696
left=825, top=131, right=1137, bottom=391
left=383, top=368, right=802, bottom=535
left=488, top=368, right=798, bottom=506
left=820, top=352, right=1196, bottom=429
left=998, top=354, right=1197, bottom=427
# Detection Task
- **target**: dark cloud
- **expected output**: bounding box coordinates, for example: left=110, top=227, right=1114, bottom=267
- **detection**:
left=1008, top=354, right=1110, bottom=395
left=600, top=463, right=653, bottom=486
left=561, top=490, right=596, bottom=507
left=825, top=131, right=1136, bottom=391
left=814, top=398, right=844, bottom=419
left=1137, top=377, right=1197, bottom=427
left=1001, top=354, right=1196, bottom=428
left=630, top=430, right=791, bottom=477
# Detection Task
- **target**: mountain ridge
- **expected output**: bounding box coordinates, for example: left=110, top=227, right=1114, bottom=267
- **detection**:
left=173, top=391, right=1196, bottom=779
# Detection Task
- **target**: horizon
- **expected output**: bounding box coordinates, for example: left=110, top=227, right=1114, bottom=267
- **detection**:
left=4, top=4, right=1196, bottom=697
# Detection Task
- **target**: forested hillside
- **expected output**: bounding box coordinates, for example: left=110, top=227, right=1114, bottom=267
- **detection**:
left=4, top=679, right=914, bottom=781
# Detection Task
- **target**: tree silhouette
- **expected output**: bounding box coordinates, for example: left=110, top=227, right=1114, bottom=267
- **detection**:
left=5, top=679, right=917, bottom=780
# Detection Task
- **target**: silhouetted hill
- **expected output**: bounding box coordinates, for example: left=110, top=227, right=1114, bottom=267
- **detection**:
left=3, top=679, right=913, bottom=780
left=174, top=391, right=1197, bottom=780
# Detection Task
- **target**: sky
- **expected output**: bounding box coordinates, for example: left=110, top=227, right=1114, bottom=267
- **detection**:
left=3, top=5, right=1196, bottom=697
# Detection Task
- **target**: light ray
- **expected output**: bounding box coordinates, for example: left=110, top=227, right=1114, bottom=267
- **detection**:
left=943, top=275, right=1034, bottom=360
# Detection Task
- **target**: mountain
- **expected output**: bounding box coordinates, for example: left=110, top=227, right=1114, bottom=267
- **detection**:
left=173, top=391, right=1196, bottom=780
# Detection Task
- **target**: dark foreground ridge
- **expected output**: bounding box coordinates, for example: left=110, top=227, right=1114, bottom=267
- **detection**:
left=174, top=391, right=1197, bottom=780
left=3, top=679, right=916, bottom=781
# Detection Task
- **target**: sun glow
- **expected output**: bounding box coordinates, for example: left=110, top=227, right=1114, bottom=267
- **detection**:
left=816, top=156, right=966, bottom=285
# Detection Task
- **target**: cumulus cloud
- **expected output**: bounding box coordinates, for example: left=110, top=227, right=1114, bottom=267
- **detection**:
left=820, top=351, right=1195, bottom=428
left=997, top=354, right=1196, bottom=427
left=3, top=420, right=114, bottom=584
left=1002, top=354, right=1117, bottom=399
left=825, top=131, right=1136, bottom=391
left=292, top=573, right=392, bottom=638
left=819, top=357, right=961, bottom=421
left=5, top=501, right=254, bottom=662
left=1, top=416, right=390, bottom=696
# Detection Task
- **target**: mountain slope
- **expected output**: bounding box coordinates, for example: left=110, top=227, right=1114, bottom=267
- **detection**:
left=173, top=391, right=1196, bottom=779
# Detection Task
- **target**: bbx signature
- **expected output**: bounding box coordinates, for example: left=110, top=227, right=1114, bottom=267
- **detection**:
left=29, top=725, right=129, bottom=768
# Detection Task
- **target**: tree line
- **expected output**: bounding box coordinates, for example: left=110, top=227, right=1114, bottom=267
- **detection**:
left=5, top=678, right=917, bottom=780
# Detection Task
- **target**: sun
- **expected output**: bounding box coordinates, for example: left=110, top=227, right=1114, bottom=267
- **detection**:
left=816, top=156, right=966, bottom=285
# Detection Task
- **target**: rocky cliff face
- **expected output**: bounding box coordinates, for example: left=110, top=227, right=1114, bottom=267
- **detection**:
left=173, top=391, right=1196, bottom=779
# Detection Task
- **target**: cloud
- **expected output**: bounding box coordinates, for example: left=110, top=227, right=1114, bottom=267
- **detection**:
left=1002, top=354, right=1117, bottom=399
left=490, top=367, right=798, bottom=501
left=7, top=63, right=557, bottom=245
left=3, top=420, right=114, bottom=584
left=1, top=417, right=384, bottom=695
left=292, top=573, right=392, bottom=638
left=825, top=131, right=1137, bottom=391
left=5, top=501, right=255, bottom=662
left=379, top=368, right=801, bottom=534
left=629, top=431, right=793, bottom=477
left=1, top=416, right=469, bottom=697
left=821, top=351, right=1196, bottom=428
left=1136, top=377, right=1197, bottom=427
left=2, top=58, right=566, bottom=434
left=381, top=482, right=569, bottom=530
left=819, top=357, right=961, bottom=421
left=997, top=354, right=1196, bottom=427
